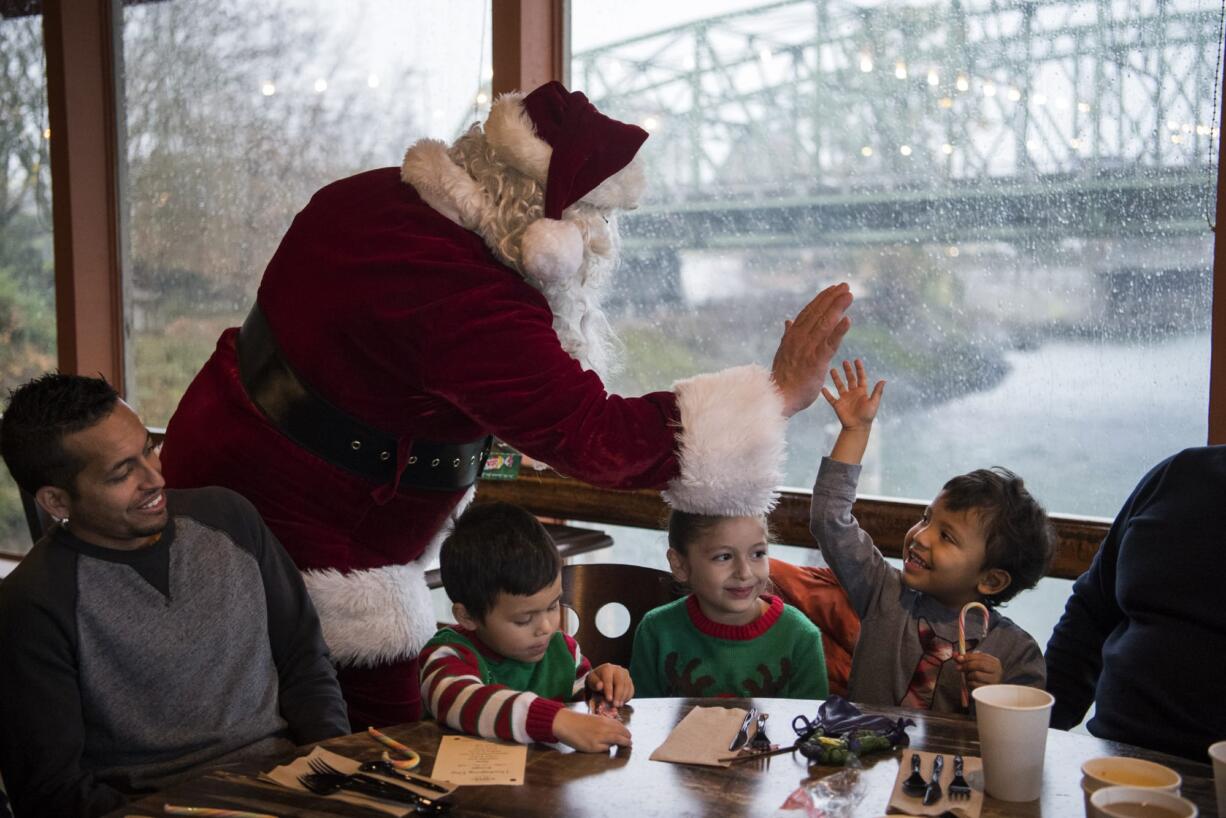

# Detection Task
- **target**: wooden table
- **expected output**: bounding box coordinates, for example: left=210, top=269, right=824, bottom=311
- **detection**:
left=110, top=698, right=1219, bottom=818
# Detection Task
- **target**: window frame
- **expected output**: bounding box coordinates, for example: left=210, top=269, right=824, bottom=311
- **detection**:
left=17, top=0, right=1223, bottom=576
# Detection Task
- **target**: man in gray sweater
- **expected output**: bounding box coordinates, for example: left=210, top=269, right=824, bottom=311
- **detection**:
left=0, top=373, right=351, bottom=818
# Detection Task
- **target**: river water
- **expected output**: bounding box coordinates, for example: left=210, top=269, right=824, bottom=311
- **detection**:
left=559, top=330, right=1213, bottom=674
left=838, top=331, right=1212, bottom=520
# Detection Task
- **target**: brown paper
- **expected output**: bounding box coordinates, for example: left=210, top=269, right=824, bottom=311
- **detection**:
left=649, top=705, right=749, bottom=767
left=886, top=750, right=985, bottom=818
left=261, top=746, right=456, bottom=815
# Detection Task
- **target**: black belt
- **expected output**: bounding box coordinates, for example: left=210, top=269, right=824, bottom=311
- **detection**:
left=237, top=304, right=490, bottom=490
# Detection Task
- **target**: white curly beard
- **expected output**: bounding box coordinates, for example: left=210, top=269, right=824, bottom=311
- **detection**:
left=532, top=208, right=623, bottom=379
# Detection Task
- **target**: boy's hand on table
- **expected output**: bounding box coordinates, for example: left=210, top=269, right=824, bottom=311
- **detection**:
left=822, top=358, right=885, bottom=431
left=955, top=651, right=1003, bottom=689
left=587, top=663, right=634, bottom=707
left=553, top=708, right=633, bottom=752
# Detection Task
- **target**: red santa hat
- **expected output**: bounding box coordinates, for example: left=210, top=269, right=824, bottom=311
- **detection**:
left=481, top=82, right=649, bottom=282
left=402, top=82, right=648, bottom=285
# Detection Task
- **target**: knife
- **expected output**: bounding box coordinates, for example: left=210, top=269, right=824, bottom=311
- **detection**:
left=923, top=754, right=945, bottom=806
left=728, top=707, right=757, bottom=751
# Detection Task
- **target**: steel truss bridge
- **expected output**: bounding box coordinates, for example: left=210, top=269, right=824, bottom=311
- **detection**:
left=572, top=0, right=1223, bottom=251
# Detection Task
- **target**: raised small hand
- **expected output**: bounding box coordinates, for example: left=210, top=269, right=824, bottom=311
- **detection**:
left=821, top=358, right=885, bottom=431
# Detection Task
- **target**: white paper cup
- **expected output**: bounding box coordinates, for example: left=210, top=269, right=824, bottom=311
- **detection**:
left=1089, top=785, right=1197, bottom=818
left=1209, top=741, right=1226, bottom=818
left=972, top=684, right=1054, bottom=802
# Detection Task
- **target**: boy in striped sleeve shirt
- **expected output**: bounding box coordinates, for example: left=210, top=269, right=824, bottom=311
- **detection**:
left=420, top=502, right=634, bottom=751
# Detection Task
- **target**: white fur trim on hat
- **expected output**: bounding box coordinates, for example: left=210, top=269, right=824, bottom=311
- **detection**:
left=303, top=486, right=476, bottom=667
left=661, top=365, right=787, bottom=516
left=484, top=91, right=645, bottom=211
left=485, top=92, right=550, bottom=182
left=401, top=139, right=495, bottom=231
left=584, top=156, right=647, bottom=210
left=521, top=218, right=584, bottom=283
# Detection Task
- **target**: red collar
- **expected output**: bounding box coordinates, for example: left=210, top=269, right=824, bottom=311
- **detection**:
left=447, top=625, right=511, bottom=663
left=685, top=594, right=784, bottom=641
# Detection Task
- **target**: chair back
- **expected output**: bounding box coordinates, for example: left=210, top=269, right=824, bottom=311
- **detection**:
left=561, top=563, right=683, bottom=669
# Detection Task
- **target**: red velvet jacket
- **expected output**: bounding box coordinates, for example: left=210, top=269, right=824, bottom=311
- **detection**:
left=163, top=168, right=786, bottom=668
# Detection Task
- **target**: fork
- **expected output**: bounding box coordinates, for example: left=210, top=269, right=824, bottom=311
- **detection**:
left=299, top=762, right=450, bottom=813
left=748, top=713, right=772, bottom=753
left=746, top=712, right=773, bottom=769
left=308, top=756, right=450, bottom=808
left=948, top=754, right=972, bottom=800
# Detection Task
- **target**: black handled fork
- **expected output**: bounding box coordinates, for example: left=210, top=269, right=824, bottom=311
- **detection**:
left=949, top=754, right=972, bottom=800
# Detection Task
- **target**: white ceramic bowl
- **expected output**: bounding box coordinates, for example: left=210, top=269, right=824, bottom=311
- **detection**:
left=1087, top=785, right=1197, bottom=818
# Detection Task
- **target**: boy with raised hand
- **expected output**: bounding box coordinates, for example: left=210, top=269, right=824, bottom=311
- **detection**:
left=420, top=502, right=633, bottom=751
left=810, top=359, right=1054, bottom=712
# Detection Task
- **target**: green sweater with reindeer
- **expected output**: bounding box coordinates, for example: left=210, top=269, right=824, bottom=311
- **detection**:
left=630, top=594, right=828, bottom=699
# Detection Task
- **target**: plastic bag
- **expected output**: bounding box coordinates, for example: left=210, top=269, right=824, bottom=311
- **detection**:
left=774, top=767, right=868, bottom=818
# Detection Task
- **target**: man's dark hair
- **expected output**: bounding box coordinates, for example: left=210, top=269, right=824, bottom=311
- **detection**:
left=941, top=467, right=1055, bottom=607
left=439, top=502, right=561, bottom=621
left=0, top=373, right=120, bottom=496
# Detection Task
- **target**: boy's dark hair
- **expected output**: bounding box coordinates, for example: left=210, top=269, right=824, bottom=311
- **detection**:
left=667, top=509, right=772, bottom=556
left=439, top=502, right=561, bottom=620
left=941, top=467, right=1055, bottom=606
left=0, top=373, right=120, bottom=496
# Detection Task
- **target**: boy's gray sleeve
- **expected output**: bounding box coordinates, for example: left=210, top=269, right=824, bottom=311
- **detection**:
left=809, top=457, right=894, bottom=618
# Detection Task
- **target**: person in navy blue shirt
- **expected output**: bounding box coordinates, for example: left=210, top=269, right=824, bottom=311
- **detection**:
left=1045, top=446, right=1226, bottom=760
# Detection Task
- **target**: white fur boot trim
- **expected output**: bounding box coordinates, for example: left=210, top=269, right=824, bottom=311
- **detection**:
left=662, top=364, right=787, bottom=516
left=302, top=486, right=477, bottom=667
left=521, top=218, right=584, bottom=283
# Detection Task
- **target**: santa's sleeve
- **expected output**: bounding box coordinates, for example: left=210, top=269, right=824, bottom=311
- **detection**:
left=421, top=277, right=786, bottom=515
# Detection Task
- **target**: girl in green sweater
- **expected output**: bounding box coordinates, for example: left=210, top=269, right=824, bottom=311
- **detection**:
left=629, top=512, right=829, bottom=699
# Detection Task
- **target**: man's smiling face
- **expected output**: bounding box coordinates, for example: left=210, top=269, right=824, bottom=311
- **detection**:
left=53, top=401, right=168, bottom=550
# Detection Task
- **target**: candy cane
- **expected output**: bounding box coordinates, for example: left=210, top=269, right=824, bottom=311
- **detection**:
left=959, top=601, right=990, bottom=709
left=368, top=725, right=422, bottom=769
left=164, top=806, right=278, bottom=818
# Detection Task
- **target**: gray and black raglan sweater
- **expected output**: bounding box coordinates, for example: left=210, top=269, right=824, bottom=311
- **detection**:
left=0, top=487, right=351, bottom=818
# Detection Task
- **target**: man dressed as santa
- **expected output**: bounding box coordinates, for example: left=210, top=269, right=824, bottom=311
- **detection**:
left=162, top=81, right=853, bottom=728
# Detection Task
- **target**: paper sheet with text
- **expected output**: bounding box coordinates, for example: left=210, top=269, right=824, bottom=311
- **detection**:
left=430, top=735, right=528, bottom=786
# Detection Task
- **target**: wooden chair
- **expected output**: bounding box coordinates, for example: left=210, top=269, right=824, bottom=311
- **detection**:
left=768, top=557, right=860, bottom=697
left=561, top=563, right=683, bottom=669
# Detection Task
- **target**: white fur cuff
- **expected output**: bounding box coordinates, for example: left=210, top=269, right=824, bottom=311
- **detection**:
left=303, top=487, right=476, bottom=667
left=304, top=561, right=438, bottom=667
left=662, top=364, right=787, bottom=516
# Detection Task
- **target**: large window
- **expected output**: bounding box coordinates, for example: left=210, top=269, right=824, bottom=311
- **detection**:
left=118, top=0, right=492, bottom=426
left=0, top=8, right=56, bottom=557
left=571, top=0, right=1220, bottom=650
left=573, top=0, right=1220, bottom=519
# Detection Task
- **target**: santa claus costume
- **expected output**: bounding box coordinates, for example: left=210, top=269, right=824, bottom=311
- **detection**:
left=162, top=82, right=801, bottom=728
